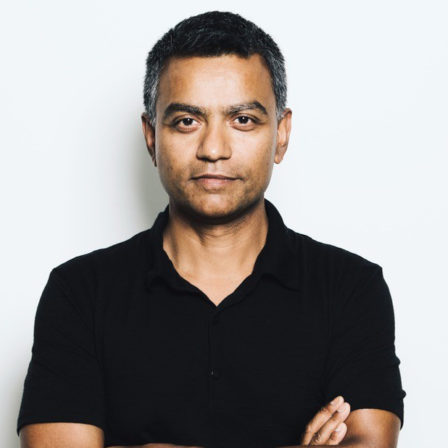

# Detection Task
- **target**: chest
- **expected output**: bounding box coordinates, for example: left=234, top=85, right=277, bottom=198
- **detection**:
left=99, top=280, right=329, bottom=448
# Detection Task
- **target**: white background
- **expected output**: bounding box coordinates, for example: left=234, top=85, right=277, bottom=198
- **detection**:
left=1, top=1, right=447, bottom=447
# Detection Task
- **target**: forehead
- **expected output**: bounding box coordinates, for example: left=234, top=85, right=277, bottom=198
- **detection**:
left=156, top=53, right=275, bottom=114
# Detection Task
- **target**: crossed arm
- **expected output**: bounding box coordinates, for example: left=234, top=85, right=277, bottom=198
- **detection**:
left=19, top=396, right=401, bottom=448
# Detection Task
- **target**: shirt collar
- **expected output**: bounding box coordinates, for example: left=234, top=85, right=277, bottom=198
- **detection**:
left=145, top=198, right=300, bottom=292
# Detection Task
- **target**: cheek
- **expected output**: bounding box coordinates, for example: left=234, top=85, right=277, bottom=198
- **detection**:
left=156, top=140, right=188, bottom=176
left=156, top=127, right=183, bottom=167
left=156, top=148, right=185, bottom=195
left=236, top=135, right=275, bottom=177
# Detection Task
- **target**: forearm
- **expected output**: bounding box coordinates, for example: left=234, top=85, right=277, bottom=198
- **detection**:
left=277, top=443, right=362, bottom=448
left=128, top=438, right=368, bottom=448
left=277, top=442, right=365, bottom=448
left=135, top=441, right=366, bottom=448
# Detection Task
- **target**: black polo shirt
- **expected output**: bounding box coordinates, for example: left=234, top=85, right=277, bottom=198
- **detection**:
left=17, top=198, right=406, bottom=448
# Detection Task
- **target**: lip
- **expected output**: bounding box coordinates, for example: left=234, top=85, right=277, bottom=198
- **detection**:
left=193, top=175, right=237, bottom=189
left=193, top=174, right=237, bottom=180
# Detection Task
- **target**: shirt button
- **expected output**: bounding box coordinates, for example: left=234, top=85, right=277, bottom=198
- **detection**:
left=210, top=368, right=221, bottom=379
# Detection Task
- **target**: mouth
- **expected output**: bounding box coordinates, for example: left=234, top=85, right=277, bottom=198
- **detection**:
left=193, top=174, right=237, bottom=180
left=193, top=175, right=238, bottom=188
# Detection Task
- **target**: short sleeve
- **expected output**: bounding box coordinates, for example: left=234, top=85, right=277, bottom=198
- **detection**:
left=17, top=267, right=106, bottom=435
left=323, top=264, right=406, bottom=429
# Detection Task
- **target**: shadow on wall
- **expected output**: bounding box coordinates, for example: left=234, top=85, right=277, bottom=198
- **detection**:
left=12, top=123, right=168, bottom=448
left=131, top=119, right=170, bottom=222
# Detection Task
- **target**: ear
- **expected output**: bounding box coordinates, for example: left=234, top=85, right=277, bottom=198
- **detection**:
left=274, top=108, right=292, bottom=164
left=141, top=112, right=157, bottom=167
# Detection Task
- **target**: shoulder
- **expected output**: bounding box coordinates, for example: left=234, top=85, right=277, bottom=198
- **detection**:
left=32, top=229, right=152, bottom=334
left=291, top=229, right=382, bottom=270
left=289, top=229, right=384, bottom=293
left=50, top=228, right=151, bottom=292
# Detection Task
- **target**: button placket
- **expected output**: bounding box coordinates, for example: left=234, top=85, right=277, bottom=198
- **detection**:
left=210, top=313, right=221, bottom=381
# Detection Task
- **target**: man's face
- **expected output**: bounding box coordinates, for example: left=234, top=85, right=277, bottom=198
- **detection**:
left=142, top=53, right=292, bottom=221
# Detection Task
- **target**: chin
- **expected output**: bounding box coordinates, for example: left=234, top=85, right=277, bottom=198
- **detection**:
left=171, top=195, right=237, bottom=222
left=185, top=194, right=262, bottom=223
left=194, top=198, right=237, bottom=216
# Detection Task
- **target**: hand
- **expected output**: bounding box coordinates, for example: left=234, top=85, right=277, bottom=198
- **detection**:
left=299, top=396, right=351, bottom=445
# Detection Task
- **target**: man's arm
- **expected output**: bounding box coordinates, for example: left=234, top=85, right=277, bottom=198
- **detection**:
left=278, top=408, right=401, bottom=448
left=314, top=264, right=405, bottom=447
left=19, top=422, right=104, bottom=448
left=17, top=268, right=107, bottom=446
left=339, top=408, right=401, bottom=448
left=104, top=406, right=401, bottom=448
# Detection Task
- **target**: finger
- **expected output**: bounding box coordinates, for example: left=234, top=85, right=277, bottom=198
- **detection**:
left=328, top=422, right=347, bottom=446
left=310, top=402, right=351, bottom=445
left=300, top=396, right=345, bottom=445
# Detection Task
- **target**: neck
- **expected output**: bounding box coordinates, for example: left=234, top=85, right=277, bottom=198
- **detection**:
left=162, top=198, right=269, bottom=281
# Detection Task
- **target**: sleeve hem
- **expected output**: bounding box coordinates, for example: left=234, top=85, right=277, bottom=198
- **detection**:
left=345, top=398, right=404, bottom=429
left=17, top=414, right=105, bottom=436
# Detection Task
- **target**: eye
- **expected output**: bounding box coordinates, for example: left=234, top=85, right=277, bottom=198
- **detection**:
left=235, top=115, right=255, bottom=125
left=173, top=117, right=197, bottom=127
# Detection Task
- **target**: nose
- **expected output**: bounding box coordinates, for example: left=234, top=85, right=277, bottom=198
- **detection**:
left=196, top=119, right=232, bottom=162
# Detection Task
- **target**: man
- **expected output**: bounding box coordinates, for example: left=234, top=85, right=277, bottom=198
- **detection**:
left=17, top=10, right=406, bottom=448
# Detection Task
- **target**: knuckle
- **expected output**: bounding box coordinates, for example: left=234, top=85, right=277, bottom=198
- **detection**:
left=311, top=431, right=323, bottom=444
left=332, top=414, right=344, bottom=425
left=331, top=422, right=346, bottom=439
left=332, top=409, right=346, bottom=421
left=330, top=430, right=340, bottom=440
left=330, top=426, right=341, bottom=440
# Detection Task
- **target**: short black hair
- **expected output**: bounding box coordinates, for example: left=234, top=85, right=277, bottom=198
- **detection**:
left=143, top=11, right=287, bottom=127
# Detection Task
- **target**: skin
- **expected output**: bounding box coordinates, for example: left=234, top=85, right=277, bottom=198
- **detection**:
left=141, top=54, right=291, bottom=306
left=19, top=53, right=401, bottom=447
left=19, top=397, right=399, bottom=447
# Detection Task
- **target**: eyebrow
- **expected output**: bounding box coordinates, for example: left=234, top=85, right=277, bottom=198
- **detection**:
left=162, top=101, right=268, bottom=120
